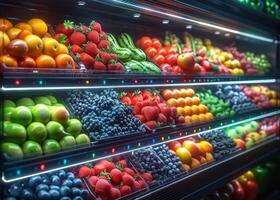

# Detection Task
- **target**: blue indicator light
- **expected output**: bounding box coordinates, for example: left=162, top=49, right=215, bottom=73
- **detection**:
left=152, top=139, right=156, bottom=144
left=138, top=142, right=141, bottom=147
left=92, top=153, right=96, bottom=158
left=16, top=170, right=21, bottom=176
left=63, top=159, right=68, bottom=165
left=38, top=80, right=44, bottom=85
left=150, top=80, right=153, bottom=83
left=170, top=80, right=174, bottom=83
left=102, top=80, right=107, bottom=85
left=127, top=145, right=130, bottom=150
left=121, top=80, right=125, bottom=84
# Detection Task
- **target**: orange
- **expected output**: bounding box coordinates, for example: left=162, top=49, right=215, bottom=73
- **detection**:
left=205, top=112, right=214, bottom=121
left=0, top=18, right=13, bottom=32
left=198, top=104, right=208, bottom=114
left=180, top=89, right=188, bottom=98
left=36, top=55, right=56, bottom=68
left=192, top=97, right=200, bottom=105
left=176, top=107, right=185, bottom=115
left=199, top=141, right=213, bottom=153
left=15, top=22, right=32, bottom=32
left=162, top=89, right=174, bottom=100
left=17, top=30, right=32, bottom=40
left=205, top=153, right=214, bottom=162
left=186, top=88, right=195, bottom=97
left=43, top=38, right=60, bottom=57
left=43, top=32, right=52, bottom=39
left=185, top=97, right=193, bottom=106
left=173, top=89, right=181, bottom=98
left=27, top=18, right=48, bottom=37
left=184, top=106, right=192, bottom=116
left=166, top=98, right=177, bottom=107
left=191, top=105, right=199, bottom=115
left=190, top=158, right=201, bottom=170
left=56, top=43, right=69, bottom=55
left=7, top=27, right=22, bottom=40
left=0, top=31, right=10, bottom=54
left=184, top=116, right=192, bottom=123
left=55, top=54, right=75, bottom=68
left=19, top=56, right=36, bottom=68
left=0, top=54, right=18, bottom=68
left=191, top=115, right=199, bottom=123
left=24, top=34, right=43, bottom=58
left=198, top=114, right=206, bottom=122
left=270, top=99, right=277, bottom=106
left=177, top=97, right=186, bottom=107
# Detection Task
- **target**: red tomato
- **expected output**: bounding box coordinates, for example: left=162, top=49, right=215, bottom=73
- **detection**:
left=151, top=38, right=162, bottom=49
left=172, top=65, right=183, bottom=74
left=160, top=63, right=173, bottom=73
left=157, top=48, right=167, bottom=56
left=182, top=47, right=192, bottom=53
left=167, top=47, right=177, bottom=54
left=153, top=54, right=165, bottom=65
left=139, top=36, right=152, bottom=49
left=145, top=47, right=157, bottom=58
left=165, top=54, right=178, bottom=66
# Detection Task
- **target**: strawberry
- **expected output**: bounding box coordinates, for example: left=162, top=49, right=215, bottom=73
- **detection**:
left=98, top=160, right=115, bottom=172
left=115, top=63, right=124, bottom=71
left=170, top=107, right=177, bottom=117
left=176, top=115, right=185, bottom=124
left=99, top=194, right=109, bottom=200
left=141, top=172, right=153, bottom=183
left=167, top=116, right=174, bottom=123
left=154, top=96, right=161, bottom=103
left=132, top=102, right=143, bottom=115
left=157, top=113, right=167, bottom=123
left=124, top=168, right=135, bottom=176
left=71, top=44, right=82, bottom=55
left=142, top=100, right=150, bottom=107
left=138, top=180, right=146, bottom=188
left=79, top=52, right=94, bottom=67
left=109, top=187, right=121, bottom=200
left=132, top=181, right=141, bottom=191
left=85, top=42, right=99, bottom=57
left=100, top=31, right=107, bottom=40
left=107, top=63, right=117, bottom=71
left=141, top=106, right=159, bottom=121
left=55, top=20, right=74, bottom=36
left=131, top=92, right=143, bottom=105
left=148, top=101, right=157, bottom=106
left=78, top=166, right=91, bottom=178
left=142, top=89, right=153, bottom=100
left=87, top=30, right=100, bottom=44
left=145, top=120, right=157, bottom=129
left=118, top=159, right=127, bottom=168
left=120, top=185, right=132, bottom=196
left=70, top=32, right=87, bottom=46
left=98, top=40, right=110, bottom=49
left=89, top=176, right=99, bottom=187
left=120, top=96, right=131, bottom=105
left=94, top=61, right=106, bottom=71
left=94, top=163, right=106, bottom=175
left=110, top=168, right=122, bottom=184
left=122, top=174, right=134, bottom=186
left=54, top=33, right=67, bottom=44
left=159, top=106, right=171, bottom=117
left=90, top=21, right=102, bottom=33
left=100, top=52, right=111, bottom=64
left=91, top=168, right=96, bottom=176
left=135, top=115, right=146, bottom=123
left=99, top=176, right=107, bottom=180
left=95, top=179, right=111, bottom=195
left=109, top=53, right=117, bottom=60
left=78, top=24, right=88, bottom=33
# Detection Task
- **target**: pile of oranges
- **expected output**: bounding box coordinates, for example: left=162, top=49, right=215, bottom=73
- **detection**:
left=162, top=88, right=214, bottom=123
left=0, top=18, right=75, bottom=69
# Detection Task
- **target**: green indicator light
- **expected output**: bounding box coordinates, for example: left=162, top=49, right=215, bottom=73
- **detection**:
left=168, top=136, right=170, bottom=140
left=92, top=153, right=96, bottom=158
left=138, top=143, right=141, bottom=147
left=38, top=80, right=43, bottom=85
left=220, top=123, right=223, bottom=126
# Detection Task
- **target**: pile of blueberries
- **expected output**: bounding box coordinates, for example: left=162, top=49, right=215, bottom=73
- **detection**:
left=4, top=170, right=89, bottom=200
left=200, top=130, right=237, bottom=160
left=214, top=85, right=258, bottom=113
left=130, top=144, right=182, bottom=182
left=66, top=89, right=146, bottom=140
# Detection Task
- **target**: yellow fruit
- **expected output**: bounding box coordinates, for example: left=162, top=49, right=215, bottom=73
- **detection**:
left=27, top=18, right=48, bottom=37
left=56, top=43, right=69, bottom=55
left=24, top=34, right=43, bottom=58
left=176, top=107, right=185, bottom=115
left=224, top=60, right=231, bottom=68
left=271, top=91, right=277, bottom=99
left=0, top=18, right=13, bottom=32
left=219, top=55, right=225, bottom=63
left=6, top=27, right=22, bottom=40
left=0, top=31, right=10, bottom=54
left=205, top=112, right=214, bottom=121
left=15, top=22, right=33, bottom=32
left=270, top=99, right=277, bottom=106
left=43, top=38, right=60, bottom=57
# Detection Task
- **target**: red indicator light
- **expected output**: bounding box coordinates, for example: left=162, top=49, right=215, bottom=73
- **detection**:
left=134, top=80, right=138, bottom=84
left=166, top=80, right=169, bottom=83
left=112, top=148, right=116, bottom=153
left=15, top=80, right=20, bottom=85
left=40, top=164, right=45, bottom=171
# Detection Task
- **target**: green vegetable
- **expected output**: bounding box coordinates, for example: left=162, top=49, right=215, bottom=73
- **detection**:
left=124, top=60, right=145, bottom=72
left=140, top=61, right=161, bottom=73
left=107, top=33, right=132, bottom=61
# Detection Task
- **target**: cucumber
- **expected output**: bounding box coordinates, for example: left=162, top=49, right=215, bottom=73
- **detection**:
left=141, top=61, right=161, bottom=73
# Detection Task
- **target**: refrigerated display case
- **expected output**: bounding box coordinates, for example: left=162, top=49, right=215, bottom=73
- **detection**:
left=1, top=0, right=280, bottom=200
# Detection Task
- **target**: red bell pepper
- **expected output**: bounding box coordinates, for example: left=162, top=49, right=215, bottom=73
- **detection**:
left=231, top=179, right=245, bottom=200
left=244, top=180, right=258, bottom=200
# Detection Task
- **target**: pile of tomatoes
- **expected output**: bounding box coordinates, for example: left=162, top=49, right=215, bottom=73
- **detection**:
left=0, top=18, right=75, bottom=69
left=137, top=36, right=184, bottom=74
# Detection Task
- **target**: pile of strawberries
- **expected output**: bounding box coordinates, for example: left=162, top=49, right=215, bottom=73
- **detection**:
left=120, top=89, right=184, bottom=129
left=78, top=159, right=153, bottom=200
left=54, top=20, right=124, bottom=71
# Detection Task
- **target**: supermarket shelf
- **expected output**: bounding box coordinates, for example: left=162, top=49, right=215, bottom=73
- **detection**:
left=134, top=135, right=280, bottom=200
left=2, top=108, right=280, bottom=183
left=1, top=72, right=277, bottom=91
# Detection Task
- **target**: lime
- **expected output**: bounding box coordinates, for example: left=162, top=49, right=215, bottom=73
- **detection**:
left=42, top=139, right=61, bottom=154
left=3, top=121, right=26, bottom=144
left=66, top=119, right=82, bottom=137
left=4, top=107, right=15, bottom=121
left=76, top=134, right=90, bottom=146
left=16, top=97, right=35, bottom=107
left=34, top=96, right=51, bottom=106
left=27, top=122, right=47, bottom=143
left=22, top=140, right=42, bottom=157
left=4, top=100, right=16, bottom=107
left=1, top=142, right=23, bottom=161
left=60, top=136, right=76, bottom=150
left=31, top=104, right=51, bottom=124
left=11, top=106, right=32, bottom=126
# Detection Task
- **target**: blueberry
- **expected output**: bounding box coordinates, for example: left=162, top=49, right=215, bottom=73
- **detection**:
left=71, top=187, right=81, bottom=196
left=50, top=185, right=60, bottom=191
left=4, top=197, right=17, bottom=200
left=73, top=178, right=83, bottom=188
left=36, top=184, right=49, bottom=193
left=81, top=189, right=89, bottom=199
left=60, top=186, right=71, bottom=196
left=73, top=196, right=83, bottom=200
left=21, top=188, right=34, bottom=200
left=8, top=183, right=22, bottom=197
left=58, top=170, right=66, bottom=179
left=37, top=190, right=51, bottom=200
left=51, top=175, right=61, bottom=186
left=66, top=172, right=75, bottom=181
left=49, top=189, right=60, bottom=200
left=28, top=176, right=42, bottom=188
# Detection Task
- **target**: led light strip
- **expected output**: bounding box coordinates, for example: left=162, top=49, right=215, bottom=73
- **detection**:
left=2, top=110, right=280, bottom=183
left=111, top=0, right=274, bottom=43
left=1, top=79, right=276, bottom=91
